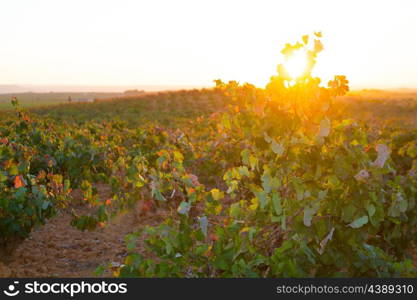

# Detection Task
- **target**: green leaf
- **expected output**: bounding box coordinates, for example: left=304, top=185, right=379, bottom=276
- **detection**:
left=272, top=192, right=282, bottom=215
left=94, top=265, right=107, bottom=276
left=241, top=149, right=250, bottom=166
left=281, top=213, right=286, bottom=230
left=252, top=187, right=268, bottom=210
left=230, top=203, right=241, bottom=218
left=0, top=172, right=7, bottom=182
left=271, top=216, right=280, bottom=223
left=177, top=201, right=191, bottom=215
left=261, top=171, right=280, bottom=193
left=153, top=188, right=166, bottom=202
left=397, top=193, right=408, bottom=213
left=125, top=233, right=138, bottom=252
left=318, top=117, right=331, bottom=137
left=41, top=201, right=51, bottom=210
left=303, top=205, right=319, bottom=227
left=238, top=166, right=250, bottom=177
left=64, top=179, right=71, bottom=192
left=388, top=192, right=408, bottom=217
left=348, top=216, right=368, bottom=228
left=248, top=227, right=256, bottom=242
left=271, top=140, right=284, bottom=155
left=372, top=144, right=390, bottom=168
left=198, top=216, right=208, bottom=237
left=366, top=203, right=376, bottom=217
left=195, top=244, right=209, bottom=256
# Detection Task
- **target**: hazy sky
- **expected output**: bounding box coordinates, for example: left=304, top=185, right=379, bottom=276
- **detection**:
left=1, top=0, right=417, bottom=89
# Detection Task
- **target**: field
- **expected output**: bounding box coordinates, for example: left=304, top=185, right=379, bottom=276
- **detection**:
left=0, top=86, right=415, bottom=277
left=0, top=92, right=125, bottom=109
left=0, top=37, right=416, bottom=278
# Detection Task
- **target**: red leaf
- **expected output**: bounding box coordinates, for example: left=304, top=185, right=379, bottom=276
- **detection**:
left=14, top=175, right=25, bottom=189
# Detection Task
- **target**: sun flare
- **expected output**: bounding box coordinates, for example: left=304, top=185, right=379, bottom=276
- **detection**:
left=284, top=50, right=308, bottom=80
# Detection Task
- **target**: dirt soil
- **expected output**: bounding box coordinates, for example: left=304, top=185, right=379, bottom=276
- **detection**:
left=0, top=208, right=143, bottom=277
left=0, top=184, right=165, bottom=278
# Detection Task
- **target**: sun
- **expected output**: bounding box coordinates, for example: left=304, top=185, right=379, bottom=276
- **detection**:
left=284, top=50, right=308, bottom=80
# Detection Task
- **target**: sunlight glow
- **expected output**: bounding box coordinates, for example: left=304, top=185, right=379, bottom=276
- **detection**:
left=284, top=50, right=308, bottom=80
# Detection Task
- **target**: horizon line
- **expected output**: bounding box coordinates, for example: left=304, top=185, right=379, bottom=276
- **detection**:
left=1, top=83, right=417, bottom=95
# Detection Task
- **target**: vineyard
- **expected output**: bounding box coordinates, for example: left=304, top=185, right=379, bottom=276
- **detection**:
left=0, top=35, right=416, bottom=278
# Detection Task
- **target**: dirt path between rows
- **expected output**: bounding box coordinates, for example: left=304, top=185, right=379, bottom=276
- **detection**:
left=0, top=182, right=165, bottom=278
left=0, top=208, right=145, bottom=277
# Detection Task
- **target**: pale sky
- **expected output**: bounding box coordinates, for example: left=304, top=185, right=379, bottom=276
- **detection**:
left=1, top=0, right=417, bottom=89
